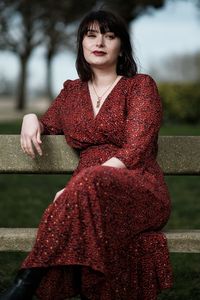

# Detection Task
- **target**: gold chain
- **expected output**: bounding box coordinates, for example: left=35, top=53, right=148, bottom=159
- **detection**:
left=91, top=76, right=119, bottom=108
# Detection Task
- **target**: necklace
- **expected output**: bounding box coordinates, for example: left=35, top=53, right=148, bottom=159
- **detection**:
left=91, top=76, right=119, bottom=108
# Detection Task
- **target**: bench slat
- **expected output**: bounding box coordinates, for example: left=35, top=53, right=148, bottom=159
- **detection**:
left=0, top=228, right=200, bottom=253
left=0, top=135, right=200, bottom=174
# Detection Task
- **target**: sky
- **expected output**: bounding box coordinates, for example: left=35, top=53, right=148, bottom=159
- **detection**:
left=132, top=0, right=200, bottom=73
left=0, top=0, right=200, bottom=97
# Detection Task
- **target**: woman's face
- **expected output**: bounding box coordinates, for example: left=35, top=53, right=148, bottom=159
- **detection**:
left=82, top=22, right=121, bottom=70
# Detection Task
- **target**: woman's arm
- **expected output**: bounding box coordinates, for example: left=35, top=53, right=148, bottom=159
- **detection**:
left=38, top=80, right=71, bottom=135
left=20, top=80, right=71, bottom=158
left=20, top=113, right=44, bottom=159
left=103, top=75, right=162, bottom=170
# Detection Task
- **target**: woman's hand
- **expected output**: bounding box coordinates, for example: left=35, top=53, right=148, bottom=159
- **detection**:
left=20, top=113, right=44, bottom=159
left=101, top=157, right=126, bottom=168
left=53, top=188, right=65, bottom=203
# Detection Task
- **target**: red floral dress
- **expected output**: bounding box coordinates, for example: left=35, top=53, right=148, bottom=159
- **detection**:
left=21, top=74, right=173, bottom=300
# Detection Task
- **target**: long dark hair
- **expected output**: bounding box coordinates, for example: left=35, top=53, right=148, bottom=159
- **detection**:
left=76, top=10, right=138, bottom=81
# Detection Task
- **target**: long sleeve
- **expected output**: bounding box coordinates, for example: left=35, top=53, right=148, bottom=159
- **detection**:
left=114, top=74, right=162, bottom=170
left=39, top=80, right=70, bottom=135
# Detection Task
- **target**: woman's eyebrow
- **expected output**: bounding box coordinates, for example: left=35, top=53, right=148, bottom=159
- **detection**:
left=87, top=29, right=115, bottom=35
left=87, top=29, right=99, bottom=33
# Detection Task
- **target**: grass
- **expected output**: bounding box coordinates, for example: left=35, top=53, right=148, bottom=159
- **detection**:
left=1, top=120, right=200, bottom=135
left=0, top=121, right=200, bottom=299
left=0, top=121, right=21, bottom=134
left=160, top=122, right=200, bottom=136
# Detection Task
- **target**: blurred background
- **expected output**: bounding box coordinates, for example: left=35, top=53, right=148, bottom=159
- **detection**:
left=0, top=0, right=200, bottom=299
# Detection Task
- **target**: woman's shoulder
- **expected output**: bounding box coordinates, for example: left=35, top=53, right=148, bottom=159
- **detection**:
left=125, top=73, right=157, bottom=86
left=122, top=74, right=160, bottom=103
left=62, top=78, right=83, bottom=91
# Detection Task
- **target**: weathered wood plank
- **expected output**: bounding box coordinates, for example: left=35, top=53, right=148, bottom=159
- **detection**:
left=165, top=230, right=200, bottom=253
left=0, top=135, right=79, bottom=174
left=0, top=135, right=200, bottom=174
left=0, top=228, right=200, bottom=253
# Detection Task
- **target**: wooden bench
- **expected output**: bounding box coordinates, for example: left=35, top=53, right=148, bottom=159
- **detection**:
left=0, top=135, right=200, bottom=253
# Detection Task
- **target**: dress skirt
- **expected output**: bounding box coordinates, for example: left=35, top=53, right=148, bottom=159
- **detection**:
left=21, top=164, right=173, bottom=300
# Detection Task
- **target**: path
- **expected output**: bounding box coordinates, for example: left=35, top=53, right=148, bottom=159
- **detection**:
left=0, top=97, right=49, bottom=122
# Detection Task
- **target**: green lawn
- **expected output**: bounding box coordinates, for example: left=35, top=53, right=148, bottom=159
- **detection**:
left=0, top=121, right=200, bottom=299
left=1, top=120, right=200, bottom=135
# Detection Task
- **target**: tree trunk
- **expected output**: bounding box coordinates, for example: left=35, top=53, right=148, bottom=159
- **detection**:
left=16, top=55, right=29, bottom=110
left=46, top=50, right=54, bottom=101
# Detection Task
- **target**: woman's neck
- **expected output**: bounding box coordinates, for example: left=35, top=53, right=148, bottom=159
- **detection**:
left=91, top=67, right=118, bottom=87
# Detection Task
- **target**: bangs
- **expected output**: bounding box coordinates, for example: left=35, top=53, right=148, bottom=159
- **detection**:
left=81, top=11, right=121, bottom=37
left=86, top=21, right=117, bottom=35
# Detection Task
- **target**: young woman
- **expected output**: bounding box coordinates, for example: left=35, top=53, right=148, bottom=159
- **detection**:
left=0, top=10, right=173, bottom=300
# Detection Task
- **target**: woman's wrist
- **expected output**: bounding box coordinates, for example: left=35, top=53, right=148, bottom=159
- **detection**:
left=23, top=113, right=37, bottom=119
left=39, top=121, right=44, bottom=134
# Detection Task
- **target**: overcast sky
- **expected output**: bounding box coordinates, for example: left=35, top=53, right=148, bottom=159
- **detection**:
left=0, top=0, right=199, bottom=96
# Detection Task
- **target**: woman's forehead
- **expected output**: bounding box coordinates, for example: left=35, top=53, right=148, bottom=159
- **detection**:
left=86, top=21, right=113, bottom=33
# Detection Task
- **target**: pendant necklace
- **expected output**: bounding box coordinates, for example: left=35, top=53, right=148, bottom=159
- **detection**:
left=91, top=76, right=119, bottom=108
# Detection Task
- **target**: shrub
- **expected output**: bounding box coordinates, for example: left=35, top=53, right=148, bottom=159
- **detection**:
left=158, top=82, right=200, bottom=124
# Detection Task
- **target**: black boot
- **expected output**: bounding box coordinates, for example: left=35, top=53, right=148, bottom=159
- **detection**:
left=80, top=295, right=89, bottom=300
left=0, top=267, right=47, bottom=300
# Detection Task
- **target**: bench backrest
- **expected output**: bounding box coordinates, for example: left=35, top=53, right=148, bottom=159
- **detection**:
left=0, top=135, right=200, bottom=174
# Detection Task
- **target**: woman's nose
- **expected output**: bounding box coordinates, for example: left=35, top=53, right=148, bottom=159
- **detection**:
left=96, top=35, right=104, bottom=47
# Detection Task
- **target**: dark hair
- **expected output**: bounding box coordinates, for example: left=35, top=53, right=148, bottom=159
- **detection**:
left=76, top=10, right=138, bottom=81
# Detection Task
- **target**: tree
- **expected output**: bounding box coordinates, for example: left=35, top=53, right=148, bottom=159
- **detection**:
left=40, top=0, right=96, bottom=100
left=0, top=0, right=96, bottom=109
left=99, top=0, right=166, bottom=25
left=0, top=0, right=45, bottom=110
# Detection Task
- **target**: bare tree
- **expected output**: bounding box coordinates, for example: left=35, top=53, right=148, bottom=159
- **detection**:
left=0, top=0, right=45, bottom=110
left=40, top=0, right=96, bottom=100
left=99, top=0, right=166, bottom=25
left=0, top=0, right=96, bottom=109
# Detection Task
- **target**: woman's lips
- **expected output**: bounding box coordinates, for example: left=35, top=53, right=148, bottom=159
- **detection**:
left=92, top=51, right=106, bottom=56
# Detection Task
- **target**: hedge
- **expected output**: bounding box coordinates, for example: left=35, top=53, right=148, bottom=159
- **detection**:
left=158, top=82, right=200, bottom=124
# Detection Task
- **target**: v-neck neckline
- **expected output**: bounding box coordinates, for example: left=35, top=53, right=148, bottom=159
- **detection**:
left=86, top=76, right=124, bottom=121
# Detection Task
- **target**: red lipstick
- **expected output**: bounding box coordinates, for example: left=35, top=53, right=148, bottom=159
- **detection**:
left=92, top=51, right=106, bottom=56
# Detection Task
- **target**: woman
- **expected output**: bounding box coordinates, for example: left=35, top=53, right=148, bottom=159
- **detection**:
left=0, top=9, right=173, bottom=300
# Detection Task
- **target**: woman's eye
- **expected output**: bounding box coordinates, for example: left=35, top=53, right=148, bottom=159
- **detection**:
left=87, top=33, right=96, bottom=38
left=106, top=34, right=115, bottom=39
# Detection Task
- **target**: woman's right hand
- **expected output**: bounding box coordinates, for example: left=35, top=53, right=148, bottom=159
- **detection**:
left=20, top=113, right=43, bottom=159
left=53, top=188, right=66, bottom=203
